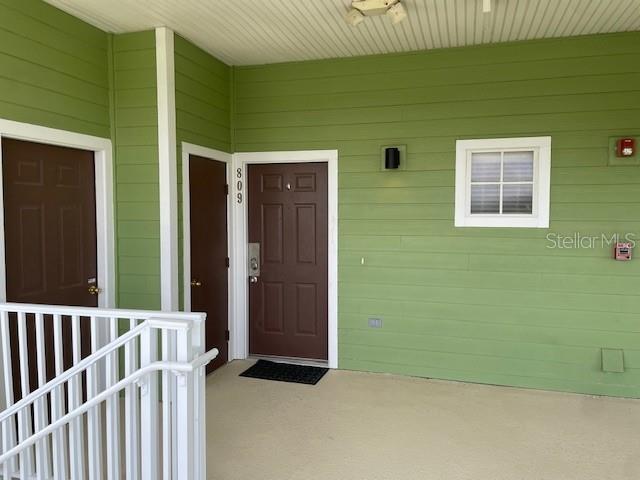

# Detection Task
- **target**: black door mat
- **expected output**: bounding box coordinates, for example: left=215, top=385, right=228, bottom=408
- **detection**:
left=240, top=359, right=328, bottom=385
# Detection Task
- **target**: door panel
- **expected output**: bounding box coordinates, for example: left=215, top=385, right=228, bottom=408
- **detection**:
left=263, top=282, right=285, bottom=333
left=295, top=204, right=316, bottom=263
left=2, top=138, right=97, bottom=398
left=263, top=203, right=284, bottom=264
left=248, top=162, right=328, bottom=360
left=18, top=204, right=46, bottom=295
left=295, top=283, right=318, bottom=335
left=189, top=155, right=228, bottom=373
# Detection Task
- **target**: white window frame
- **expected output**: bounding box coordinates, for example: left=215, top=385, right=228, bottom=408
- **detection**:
left=454, top=136, right=551, bottom=228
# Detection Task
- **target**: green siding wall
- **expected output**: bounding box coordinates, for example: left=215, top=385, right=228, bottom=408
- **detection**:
left=0, top=0, right=109, bottom=136
left=3, top=0, right=640, bottom=399
left=174, top=34, right=231, bottom=306
left=175, top=34, right=231, bottom=153
left=234, top=32, right=640, bottom=398
left=111, top=31, right=160, bottom=309
left=0, top=1, right=162, bottom=310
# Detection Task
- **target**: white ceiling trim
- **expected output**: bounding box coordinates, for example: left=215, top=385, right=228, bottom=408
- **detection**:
left=45, top=0, right=640, bottom=66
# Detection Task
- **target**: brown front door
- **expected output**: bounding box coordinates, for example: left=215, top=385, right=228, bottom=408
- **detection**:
left=248, top=162, right=328, bottom=361
left=2, top=138, right=97, bottom=396
left=189, top=155, right=228, bottom=373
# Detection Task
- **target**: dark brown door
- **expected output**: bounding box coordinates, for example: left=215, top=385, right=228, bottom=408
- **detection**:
left=2, top=138, right=97, bottom=396
left=248, top=163, right=328, bottom=360
left=189, top=155, right=228, bottom=373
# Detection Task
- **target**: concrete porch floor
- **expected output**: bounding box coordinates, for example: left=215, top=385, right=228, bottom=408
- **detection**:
left=205, top=360, right=640, bottom=480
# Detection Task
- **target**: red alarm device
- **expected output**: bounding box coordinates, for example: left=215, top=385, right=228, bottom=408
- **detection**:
left=614, top=242, right=632, bottom=261
left=616, top=138, right=635, bottom=157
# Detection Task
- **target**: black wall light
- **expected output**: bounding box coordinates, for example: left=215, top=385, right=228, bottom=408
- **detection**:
left=385, top=147, right=401, bottom=169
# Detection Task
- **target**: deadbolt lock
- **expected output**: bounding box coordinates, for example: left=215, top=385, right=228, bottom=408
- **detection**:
left=88, top=285, right=102, bottom=295
left=248, top=243, right=260, bottom=279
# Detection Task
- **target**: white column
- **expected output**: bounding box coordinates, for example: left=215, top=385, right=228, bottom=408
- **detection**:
left=155, top=26, right=179, bottom=312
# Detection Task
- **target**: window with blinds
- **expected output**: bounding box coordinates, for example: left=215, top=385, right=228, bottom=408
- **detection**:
left=455, top=137, right=551, bottom=228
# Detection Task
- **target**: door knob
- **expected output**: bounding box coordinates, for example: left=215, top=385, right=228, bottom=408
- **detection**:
left=191, top=279, right=202, bottom=287
left=88, top=285, right=102, bottom=295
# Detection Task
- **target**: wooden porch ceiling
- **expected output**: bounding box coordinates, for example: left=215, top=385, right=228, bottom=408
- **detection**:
left=45, top=0, right=640, bottom=65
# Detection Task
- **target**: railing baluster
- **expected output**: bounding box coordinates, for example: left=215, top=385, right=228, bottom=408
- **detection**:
left=141, top=325, right=159, bottom=479
left=33, top=313, right=52, bottom=479
left=193, top=320, right=206, bottom=480
left=124, top=318, right=140, bottom=479
left=105, top=316, right=120, bottom=479
left=0, top=305, right=210, bottom=479
left=87, top=315, right=103, bottom=480
left=175, top=326, right=194, bottom=480
left=51, top=314, right=69, bottom=479
left=0, top=418, right=13, bottom=480
left=68, top=315, right=86, bottom=480
left=171, top=331, right=178, bottom=480
left=17, top=311, right=35, bottom=479
left=0, top=311, right=17, bottom=478
left=161, top=329, right=172, bottom=480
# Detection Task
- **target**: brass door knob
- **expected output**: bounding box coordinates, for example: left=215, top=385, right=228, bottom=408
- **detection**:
left=191, top=279, right=202, bottom=287
left=88, top=285, right=102, bottom=295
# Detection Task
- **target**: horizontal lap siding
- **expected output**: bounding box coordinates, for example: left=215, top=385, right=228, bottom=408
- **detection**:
left=112, top=31, right=160, bottom=309
left=0, top=3, right=160, bottom=310
left=0, top=0, right=109, bottom=136
left=234, top=32, right=640, bottom=398
left=174, top=35, right=231, bottom=307
left=174, top=34, right=231, bottom=154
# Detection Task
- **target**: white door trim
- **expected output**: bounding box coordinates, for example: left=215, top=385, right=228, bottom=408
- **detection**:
left=156, top=26, right=179, bottom=312
left=231, top=150, right=339, bottom=369
left=0, top=118, right=116, bottom=309
left=181, top=142, right=233, bottom=324
left=182, top=145, right=232, bottom=479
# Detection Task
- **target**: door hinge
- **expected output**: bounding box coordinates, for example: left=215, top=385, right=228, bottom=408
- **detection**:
left=225, top=257, right=230, bottom=268
left=224, top=184, right=229, bottom=195
left=225, top=330, right=230, bottom=341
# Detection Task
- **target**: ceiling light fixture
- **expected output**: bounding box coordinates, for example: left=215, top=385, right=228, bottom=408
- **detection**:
left=387, top=2, right=407, bottom=24
left=345, top=0, right=408, bottom=26
left=345, top=7, right=365, bottom=26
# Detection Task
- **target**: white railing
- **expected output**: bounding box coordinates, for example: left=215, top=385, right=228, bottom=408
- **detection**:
left=0, top=303, right=216, bottom=480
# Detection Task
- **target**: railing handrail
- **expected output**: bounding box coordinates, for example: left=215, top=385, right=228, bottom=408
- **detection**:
left=0, top=320, right=147, bottom=421
left=0, top=302, right=212, bottom=480
left=0, top=317, right=197, bottom=422
left=0, top=302, right=206, bottom=323
left=0, top=349, right=219, bottom=465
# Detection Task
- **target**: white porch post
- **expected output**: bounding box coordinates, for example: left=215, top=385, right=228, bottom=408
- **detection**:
left=155, top=26, right=179, bottom=312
